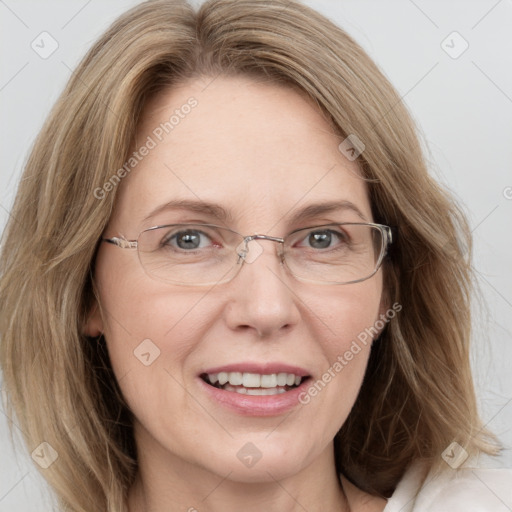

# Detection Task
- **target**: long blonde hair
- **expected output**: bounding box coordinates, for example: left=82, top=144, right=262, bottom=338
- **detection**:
left=0, top=0, right=498, bottom=510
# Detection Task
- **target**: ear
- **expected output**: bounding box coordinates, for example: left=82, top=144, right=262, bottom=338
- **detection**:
left=83, top=300, right=104, bottom=337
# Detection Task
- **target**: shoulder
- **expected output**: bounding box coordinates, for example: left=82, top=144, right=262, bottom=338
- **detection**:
left=384, top=459, right=512, bottom=512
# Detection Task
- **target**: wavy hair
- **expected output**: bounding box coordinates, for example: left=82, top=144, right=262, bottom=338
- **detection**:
left=0, top=0, right=498, bottom=510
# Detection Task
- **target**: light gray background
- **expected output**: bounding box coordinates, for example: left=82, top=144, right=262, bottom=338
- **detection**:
left=1, top=0, right=511, bottom=510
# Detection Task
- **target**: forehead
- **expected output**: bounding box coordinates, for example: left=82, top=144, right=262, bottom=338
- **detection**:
left=111, top=75, right=371, bottom=234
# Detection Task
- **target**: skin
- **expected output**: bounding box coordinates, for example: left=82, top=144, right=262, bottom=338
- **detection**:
left=86, top=75, right=388, bottom=512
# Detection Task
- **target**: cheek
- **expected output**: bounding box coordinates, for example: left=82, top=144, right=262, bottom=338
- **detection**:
left=95, top=244, right=205, bottom=340
left=294, top=273, right=384, bottom=422
left=98, top=282, right=211, bottom=379
left=93, top=249, right=213, bottom=405
left=308, top=272, right=384, bottom=353
left=97, top=283, right=214, bottom=441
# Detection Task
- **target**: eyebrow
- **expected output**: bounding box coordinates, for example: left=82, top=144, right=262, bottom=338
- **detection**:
left=143, top=198, right=368, bottom=225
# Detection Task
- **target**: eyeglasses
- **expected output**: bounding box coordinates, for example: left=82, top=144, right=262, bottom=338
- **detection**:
left=102, top=222, right=392, bottom=286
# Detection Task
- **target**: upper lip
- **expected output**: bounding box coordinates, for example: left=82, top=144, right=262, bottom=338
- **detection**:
left=200, top=362, right=311, bottom=377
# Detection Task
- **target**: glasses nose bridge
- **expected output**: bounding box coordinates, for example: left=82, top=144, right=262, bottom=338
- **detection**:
left=238, top=233, right=286, bottom=264
left=248, top=234, right=284, bottom=244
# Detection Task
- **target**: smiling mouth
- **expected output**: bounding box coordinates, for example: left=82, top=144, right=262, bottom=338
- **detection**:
left=200, top=372, right=310, bottom=396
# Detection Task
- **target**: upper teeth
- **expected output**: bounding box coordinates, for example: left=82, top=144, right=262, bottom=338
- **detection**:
left=207, top=372, right=302, bottom=388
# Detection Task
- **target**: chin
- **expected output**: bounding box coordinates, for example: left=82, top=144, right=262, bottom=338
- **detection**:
left=199, top=435, right=319, bottom=483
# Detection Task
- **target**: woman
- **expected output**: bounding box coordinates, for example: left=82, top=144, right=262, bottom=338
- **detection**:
left=0, top=0, right=509, bottom=510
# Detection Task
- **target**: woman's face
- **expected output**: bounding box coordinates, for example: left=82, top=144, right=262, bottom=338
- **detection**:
left=88, top=75, right=387, bottom=484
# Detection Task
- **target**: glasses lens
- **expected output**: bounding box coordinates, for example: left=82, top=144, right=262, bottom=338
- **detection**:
left=136, top=223, right=386, bottom=286
left=284, top=224, right=385, bottom=284
left=137, top=224, right=242, bottom=285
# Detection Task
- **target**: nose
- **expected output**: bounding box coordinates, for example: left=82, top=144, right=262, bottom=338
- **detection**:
left=223, top=238, right=301, bottom=338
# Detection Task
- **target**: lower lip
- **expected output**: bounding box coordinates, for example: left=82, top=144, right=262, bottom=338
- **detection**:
left=198, top=377, right=311, bottom=417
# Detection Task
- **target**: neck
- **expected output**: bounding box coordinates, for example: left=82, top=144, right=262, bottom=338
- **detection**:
left=127, top=425, right=350, bottom=512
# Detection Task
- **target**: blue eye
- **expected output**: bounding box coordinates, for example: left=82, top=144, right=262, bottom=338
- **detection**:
left=299, top=229, right=348, bottom=250
left=163, top=229, right=214, bottom=250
